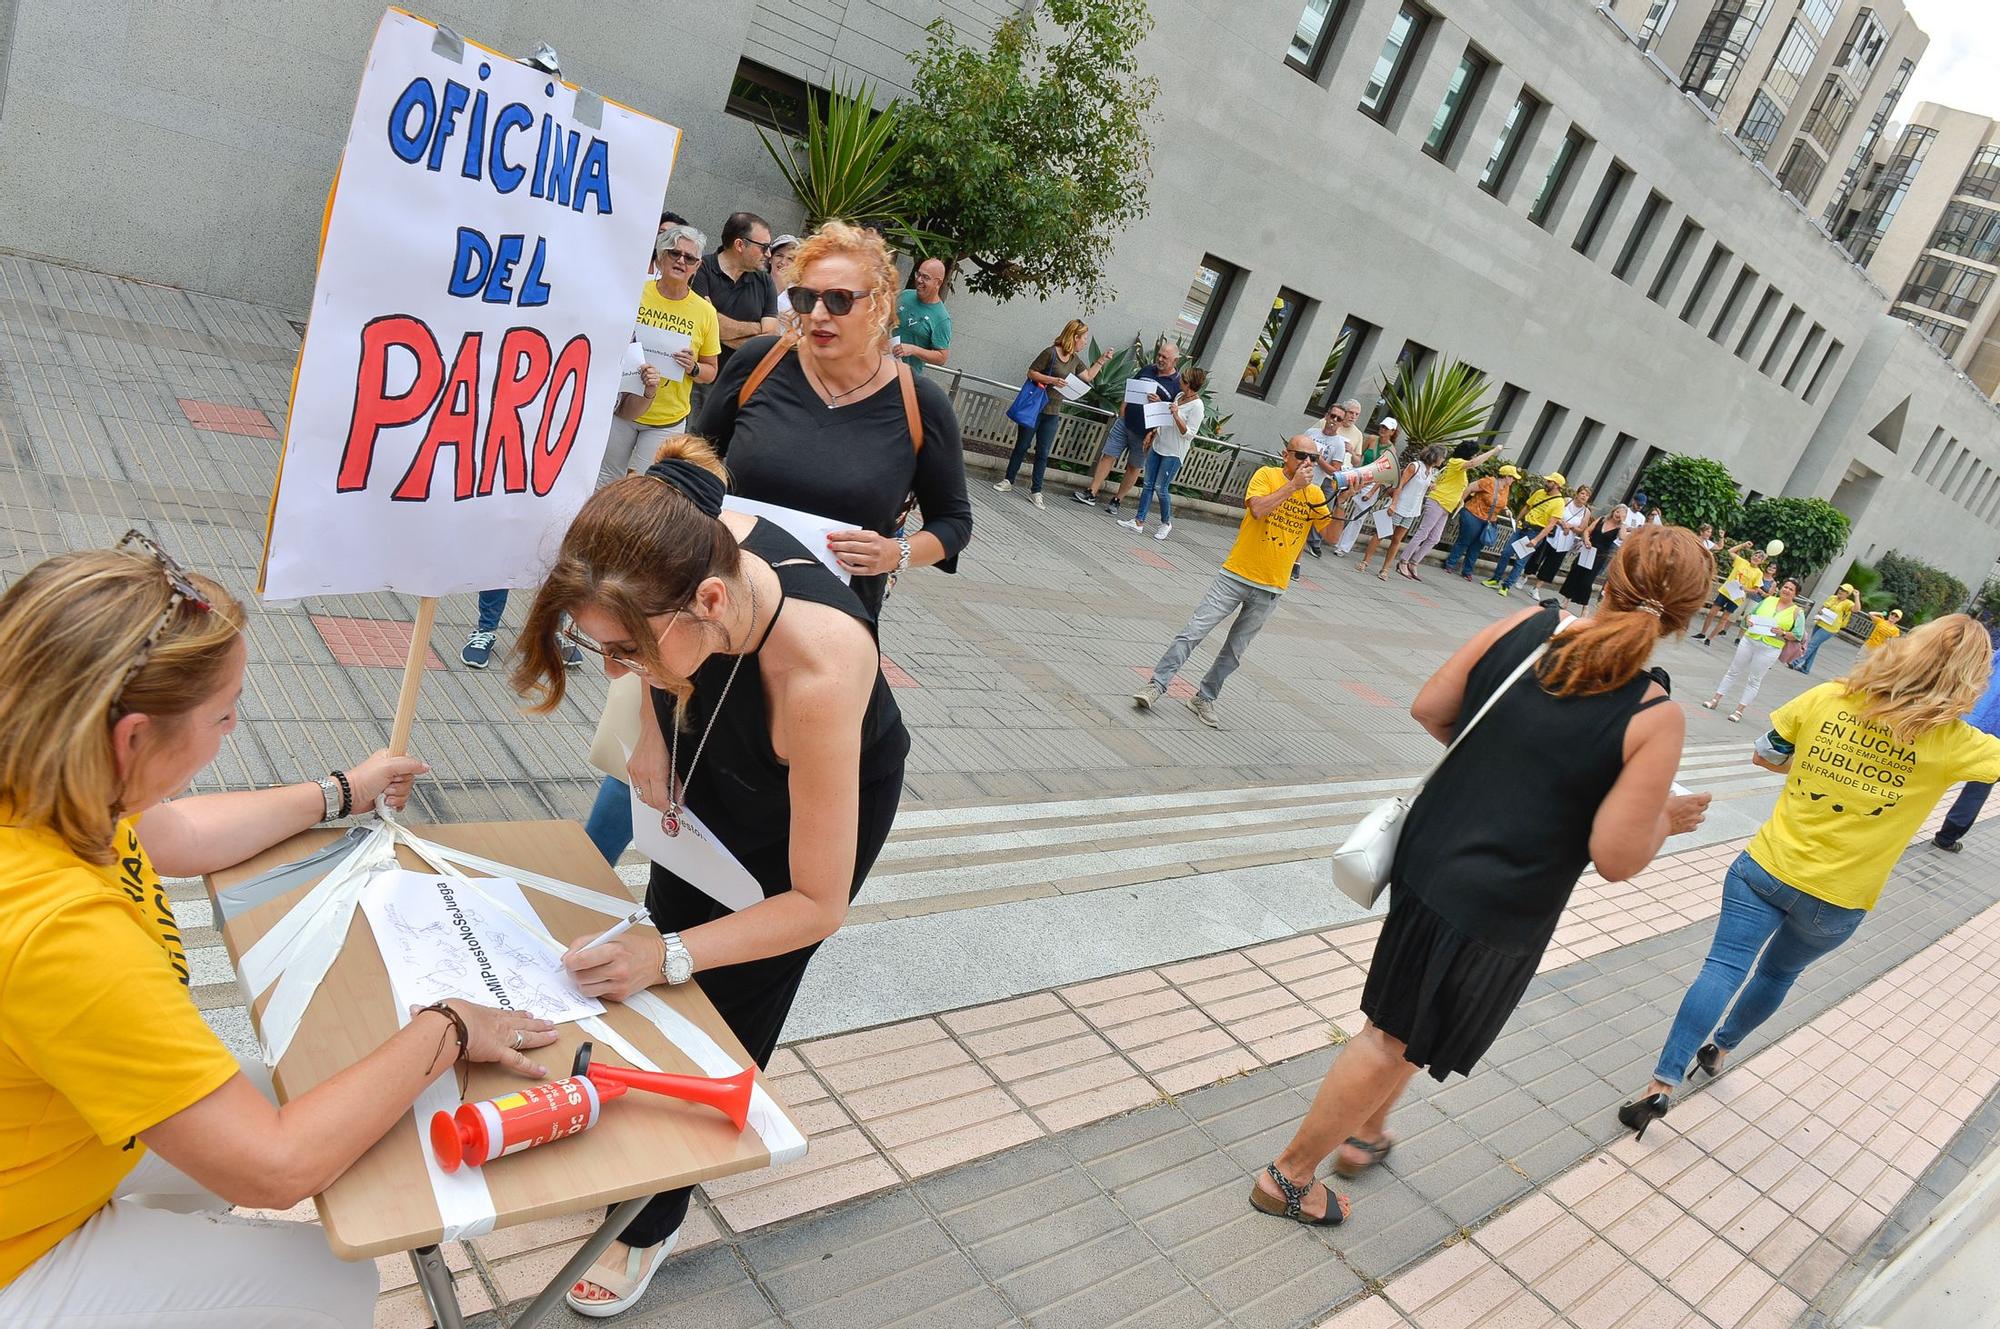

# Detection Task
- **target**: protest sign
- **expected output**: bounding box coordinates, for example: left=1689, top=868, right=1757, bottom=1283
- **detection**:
left=261, top=10, right=681, bottom=600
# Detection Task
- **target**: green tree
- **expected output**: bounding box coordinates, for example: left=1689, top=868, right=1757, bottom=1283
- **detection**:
left=1638, top=453, right=1741, bottom=532
left=893, top=0, right=1159, bottom=305
left=1735, top=496, right=1851, bottom=583
left=1875, top=549, right=1968, bottom=625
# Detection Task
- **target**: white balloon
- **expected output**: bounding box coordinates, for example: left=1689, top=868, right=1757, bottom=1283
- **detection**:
left=1766, top=539, right=1785, bottom=557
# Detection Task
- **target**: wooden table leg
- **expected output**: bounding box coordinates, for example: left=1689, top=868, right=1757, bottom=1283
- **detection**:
left=409, top=1243, right=465, bottom=1329
left=505, top=1195, right=649, bottom=1329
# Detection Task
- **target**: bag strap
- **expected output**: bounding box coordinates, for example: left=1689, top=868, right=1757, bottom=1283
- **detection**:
left=1413, top=641, right=1549, bottom=797
left=738, top=333, right=800, bottom=407
left=897, top=361, right=923, bottom=456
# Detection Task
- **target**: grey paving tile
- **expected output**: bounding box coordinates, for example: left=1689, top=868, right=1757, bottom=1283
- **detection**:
left=591, top=1244, right=782, bottom=1329
left=1195, top=1235, right=1364, bottom=1329
left=993, top=1224, right=1174, bottom=1317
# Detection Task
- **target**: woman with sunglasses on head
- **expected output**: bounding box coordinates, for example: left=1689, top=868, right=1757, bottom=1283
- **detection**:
left=694, top=221, right=972, bottom=623
left=602, top=223, right=721, bottom=481
left=0, top=536, right=555, bottom=1327
left=517, top=439, right=909, bottom=1317
left=1622, top=615, right=2000, bottom=1140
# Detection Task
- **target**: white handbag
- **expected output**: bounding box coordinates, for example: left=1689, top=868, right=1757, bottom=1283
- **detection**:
left=1331, top=644, right=1549, bottom=908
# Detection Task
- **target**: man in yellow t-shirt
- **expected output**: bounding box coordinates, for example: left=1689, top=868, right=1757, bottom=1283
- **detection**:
left=1864, top=608, right=1903, bottom=649
left=1136, top=438, right=1357, bottom=728
left=1483, top=472, right=1566, bottom=593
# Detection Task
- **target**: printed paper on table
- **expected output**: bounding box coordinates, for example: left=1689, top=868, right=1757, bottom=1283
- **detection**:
left=359, top=868, right=603, bottom=1023
left=634, top=323, right=691, bottom=382
left=261, top=9, right=683, bottom=599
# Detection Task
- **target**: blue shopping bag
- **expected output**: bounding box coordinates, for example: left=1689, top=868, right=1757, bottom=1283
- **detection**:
left=1006, top=380, right=1048, bottom=428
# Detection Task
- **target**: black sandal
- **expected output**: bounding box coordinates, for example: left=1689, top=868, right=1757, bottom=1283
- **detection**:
left=1333, top=1135, right=1394, bottom=1179
left=1249, top=1163, right=1347, bottom=1226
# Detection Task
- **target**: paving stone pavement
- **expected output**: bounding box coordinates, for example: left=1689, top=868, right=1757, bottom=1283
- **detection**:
left=433, top=824, right=2000, bottom=1328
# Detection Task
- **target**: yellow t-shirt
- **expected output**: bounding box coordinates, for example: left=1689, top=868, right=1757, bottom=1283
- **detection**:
left=1719, top=556, right=1762, bottom=605
left=633, top=282, right=722, bottom=427
left=1521, top=488, right=1566, bottom=529
left=1864, top=617, right=1903, bottom=649
left=1813, top=598, right=1855, bottom=635
left=1429, top=457, right=1475, bottom=513
left=1751, top=684, right=2000, bottom=910
left=0, top=819, right=241, bottom=1286
left=1221, top=467, right=1329, bottom=591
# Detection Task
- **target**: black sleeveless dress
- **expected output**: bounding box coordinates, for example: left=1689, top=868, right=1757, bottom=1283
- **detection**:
left=1361, top=605, right=1666, bottom=1079
left=623, top=519, right=909, bottom=1248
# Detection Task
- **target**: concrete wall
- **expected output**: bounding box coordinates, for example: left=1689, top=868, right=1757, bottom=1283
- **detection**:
left=2, top=0, right=1997, bottom=586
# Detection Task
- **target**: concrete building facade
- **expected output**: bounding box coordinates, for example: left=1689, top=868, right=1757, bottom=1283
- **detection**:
left=1, top=0, right=1997, bottom=591
left=1837, top=102, right=2000, bottom=404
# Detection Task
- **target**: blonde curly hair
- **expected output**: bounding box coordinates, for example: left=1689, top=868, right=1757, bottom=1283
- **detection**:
left=775, top=221, right=900, bottom=351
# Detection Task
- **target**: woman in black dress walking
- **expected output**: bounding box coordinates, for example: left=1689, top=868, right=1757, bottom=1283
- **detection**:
left=1560, top=505, right=1628, bottom=613
left=512, top=438, right=908, bottom=1314
left=1251, top=526, right=1715, bottom=1226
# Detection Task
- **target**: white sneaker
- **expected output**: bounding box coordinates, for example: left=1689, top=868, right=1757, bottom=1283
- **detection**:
left=992, top=478, right=1013, bottom=492
left=1030, top=492, right=1045, bottom=509
left=1154, top=524, right=1172, bottom=541
left=1117, top=517, right=1144, bottom=534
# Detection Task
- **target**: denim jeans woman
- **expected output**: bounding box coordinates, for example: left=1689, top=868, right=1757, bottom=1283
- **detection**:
left=1002, top=413, right=1062, bottom=496
left=1441, top=510, right=1487, bottom=577
left=1134, top=450, right=1183, bottom=531
left=1793, top=624, right=1835, bottom=674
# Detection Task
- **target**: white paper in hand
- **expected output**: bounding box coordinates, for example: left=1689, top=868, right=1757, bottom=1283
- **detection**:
left=359, top=869, right=603, bottom=1023
left=1372, top=509, right=1394, bottom=538
left=1510, top=536, right=1534, bottom=559
left=634, top=323, right=692, bottom=381
left=618, top=339, right=647, bottom=396
left=630, top=787, right=765, bottom=912
left=1142, top=400, right=1176, bottom=429
left=1123, top=377, right=1162, bottom=404
left=1576, top=546, right=1596, bottom=570
left=1056, top=373, right=1091, bottom=401
left=722, top=496, right=849, bottom=582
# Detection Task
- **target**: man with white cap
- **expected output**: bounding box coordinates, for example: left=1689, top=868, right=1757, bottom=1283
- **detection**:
left=1443, top=463, right=1520, bottom=578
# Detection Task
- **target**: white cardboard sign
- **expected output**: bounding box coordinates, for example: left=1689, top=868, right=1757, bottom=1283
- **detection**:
left=261, top=10, right=682, bottom=599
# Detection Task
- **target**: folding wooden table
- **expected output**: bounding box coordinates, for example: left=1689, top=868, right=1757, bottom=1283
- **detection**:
left=205, top=820, right=802, bottom=1328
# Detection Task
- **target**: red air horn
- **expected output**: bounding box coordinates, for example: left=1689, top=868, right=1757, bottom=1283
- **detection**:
left=430, top=1041, right=755, bottom=1171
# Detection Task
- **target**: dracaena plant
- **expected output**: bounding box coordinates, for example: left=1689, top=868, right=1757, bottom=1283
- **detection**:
left=1377, top=359, right=1500, bottom=451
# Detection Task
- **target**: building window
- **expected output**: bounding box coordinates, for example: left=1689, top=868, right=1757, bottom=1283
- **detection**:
left=1833, top=8, right=1887, bottom=80
left=1708, top=267, right=1757, bottom=342
left=1892, top=309, right=1967, bottom=356
left=1479, top=90, right=1542, bottom=196
left=1775, top=139, right=1826, bottom=203
left=1898, top=256, right=1996, bottom=322
left=1424, top=50, right=1490, bottom=160
left=1171, top=255, right=1242, bottom=361
left=1648, top=218, right=1702, bottom=303
left=1679, top=243, right=1732, bottom=324
left=1637, top=0, right=1679, bottom=51
left=1850, top=125, right=1935, bottom=265
left=1530, top=128, right=1589, bottom=228
left=1957, top=146, right=2000, bottom=203
left=1358, top=3, right=1432, bottom=123
left=1288, top=0, right=1350, bottom=78
left=1306, top=315, right=1378, bottom=415
left=1613, top=191, right=1668, bottom=281
left=1758, top=304, right=1803, bottom=374
left=1557, top=418, right=1602, bottom=479
left=1783, top=322, right=1825, bottom=390
left=1926, top=200, right=2000, bottom=266
left=1801, top=0, right=1837, bottom=36
left=1521, top=401, right=1568, bottom=471
left=1240, top=289, right=1310, bottom=398
left=1573, top=161, right=1631, bottom=257
left=1596, top=432, right=1639, bottom=495
left=1761, top=20, right=1819, bottom=109
left=1800, top=77, right=1855, bottom=155
left=1736, top=91, right=1785, bottom=162
left=1486, top=382, right=1525, bottom=438
left=1823, top=57, right=1915, bottom=229
left=724, top=59, right=821, bottom=136
left=1803, top=338, right=1843, bottom=403
left=1734, top=287, right=1780, bottom=359
left=1681, top=0, right=1774, bottom=110
left=1395, top=339, right=1435, bottom=383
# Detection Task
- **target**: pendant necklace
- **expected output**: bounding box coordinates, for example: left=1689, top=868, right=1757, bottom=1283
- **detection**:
left=661, top=574, right=760, bottom=838
left=807, top=355, right=890, bottom=407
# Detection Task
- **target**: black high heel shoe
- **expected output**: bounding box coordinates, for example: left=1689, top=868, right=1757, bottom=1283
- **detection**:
left=1694, top=1043, right=1723, bottom=1078
left=1617, top=1094, right=1670, bottom=1141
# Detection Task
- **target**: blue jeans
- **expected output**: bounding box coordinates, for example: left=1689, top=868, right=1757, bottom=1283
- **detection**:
left=1651, top=851, right=1866, bottom=1084
left=1136, top=451, right=1183, bottom=526
left=1005, top=414, right=1062, bottom=493
left=475, top=588, right=508, bottom=633
left=1443, top=511, right=1488, bottom=575
left=585, top=774, right=633, bottom=864
left=1488, top=535, right=1532, bottom=588
left=1795, top=626, right=1833, bottom=673
left=1936, top=781, right=1993, bottom=847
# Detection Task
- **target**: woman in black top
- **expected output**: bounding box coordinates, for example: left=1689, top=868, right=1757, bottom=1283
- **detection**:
left=1250, top=527, right=1715, bottom=1227
left=694, top=221, right=973, bottom=621
left=512, top=438, right=908, bottom=1314
left=1560, top=505, right=1628, bottom=612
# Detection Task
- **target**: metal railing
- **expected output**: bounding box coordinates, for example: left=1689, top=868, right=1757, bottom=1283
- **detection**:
left=931, top=366, right=1286, bottom=506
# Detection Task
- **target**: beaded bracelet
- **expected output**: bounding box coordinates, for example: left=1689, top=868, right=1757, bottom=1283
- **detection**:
left=330, top=769, right=353, bottom=819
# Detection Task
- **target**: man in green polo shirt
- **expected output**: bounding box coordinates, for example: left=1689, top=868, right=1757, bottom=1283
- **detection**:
left=894, top=258, right=952, bottom=376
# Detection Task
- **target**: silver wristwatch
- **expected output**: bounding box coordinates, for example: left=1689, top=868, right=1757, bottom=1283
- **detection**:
left=895, top=536, right=912, bottom=572
left=315, top=775, right=343, bottom=823
left=659, top=931, right=694, bottom=986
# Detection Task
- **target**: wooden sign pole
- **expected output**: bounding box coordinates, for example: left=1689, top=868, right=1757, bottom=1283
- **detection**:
left=387, top=596, right=438, bottom=758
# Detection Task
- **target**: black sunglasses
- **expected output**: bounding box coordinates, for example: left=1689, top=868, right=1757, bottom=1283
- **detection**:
left=787, top=286, right=875, bottom=317
left=112, top=529, right=214, bottom=714
left=659, top=248, right=701, bottom=267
